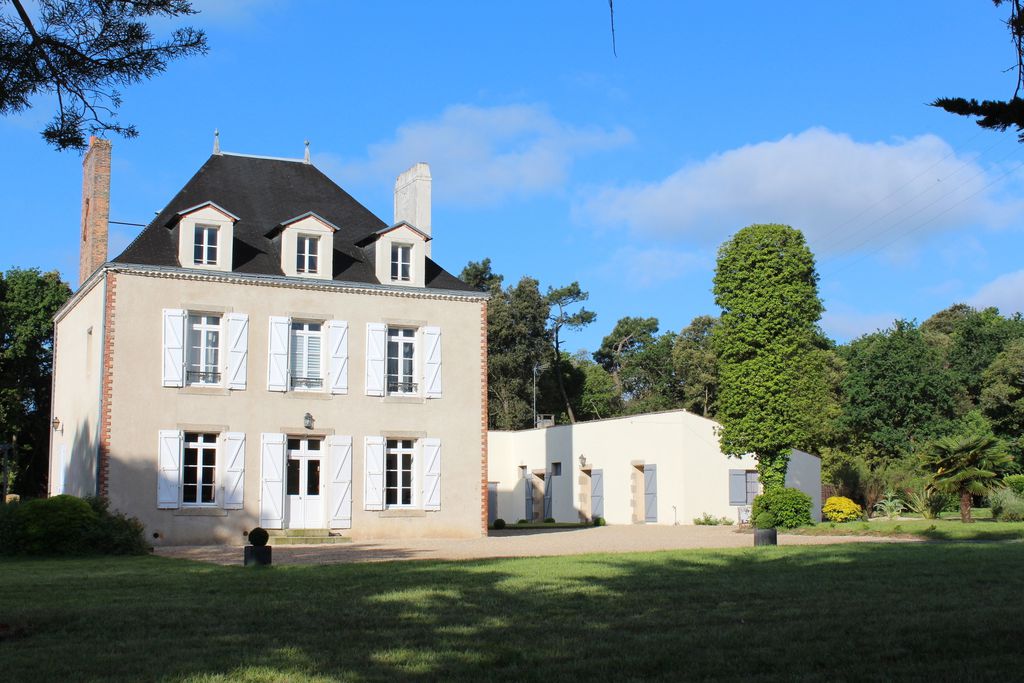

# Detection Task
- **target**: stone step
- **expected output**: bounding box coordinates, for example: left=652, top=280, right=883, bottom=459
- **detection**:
left=269, top=535, right=350, bottom=546
left=269, top=528, right=331, bottom=538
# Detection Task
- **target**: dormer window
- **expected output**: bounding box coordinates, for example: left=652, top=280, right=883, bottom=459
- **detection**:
left=296, top=234, right=319, bottom=274
left=194, top=226, right=219, bottom=266
left=391, top=244, right=411, bottom=282
left=173, top=202, right=238, bottom=272
left=273, top=213, right=337, bottom=280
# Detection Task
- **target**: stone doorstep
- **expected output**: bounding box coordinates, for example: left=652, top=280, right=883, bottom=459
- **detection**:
left=269, top=528, right=332, bottom=537
left=268, top=535, right=350, bottom=546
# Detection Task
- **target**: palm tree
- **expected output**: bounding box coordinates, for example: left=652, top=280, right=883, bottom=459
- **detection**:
left=921, top=434, right=1013, bottom=523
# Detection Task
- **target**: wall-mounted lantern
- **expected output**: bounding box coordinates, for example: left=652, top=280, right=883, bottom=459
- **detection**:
left=303, top=413, right=314, bottom=430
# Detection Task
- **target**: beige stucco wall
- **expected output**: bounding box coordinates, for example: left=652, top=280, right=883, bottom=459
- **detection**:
left=49, top=275, right=106, bottom=497
left=488, top=411, right=822, bottom=526
left=93, top=269, right=484, bottom=544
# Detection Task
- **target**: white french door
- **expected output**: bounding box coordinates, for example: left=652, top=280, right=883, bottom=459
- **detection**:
left=285, top=437, right=324, bottom=528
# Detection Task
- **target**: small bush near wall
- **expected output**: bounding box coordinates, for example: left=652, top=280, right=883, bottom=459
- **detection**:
left=823, top=496, right=863, bottom=523
left=752, top=488, right=813, bottom=529
left=492, top=519, right=506, bottom=530
left=1004, top=475, right=1024, bottom=498
left=0, top=495, right=149, bottom=556
left=593, top=517, right=606, bottom=526
left=693, top=513, right=735, bottom=526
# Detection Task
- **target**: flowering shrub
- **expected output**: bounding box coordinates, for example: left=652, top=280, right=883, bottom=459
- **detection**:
left=823, top=496, right=862, bottom=523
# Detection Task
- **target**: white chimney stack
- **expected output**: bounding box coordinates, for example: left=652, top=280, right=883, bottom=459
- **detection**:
left=394, top=162, right=431, bottom=256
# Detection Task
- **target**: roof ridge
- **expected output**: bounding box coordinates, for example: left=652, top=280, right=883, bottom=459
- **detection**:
left=219, top=151, right=307, bottom=164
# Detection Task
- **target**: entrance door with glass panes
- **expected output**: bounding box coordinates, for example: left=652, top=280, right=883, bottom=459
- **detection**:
left=285, top=437, right=324, bottom=528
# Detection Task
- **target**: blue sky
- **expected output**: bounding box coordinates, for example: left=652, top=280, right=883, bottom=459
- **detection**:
left=4, top=2, right=1024, bottom=353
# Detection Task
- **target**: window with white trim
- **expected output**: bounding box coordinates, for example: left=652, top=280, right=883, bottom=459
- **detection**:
left=386, top=327, right=417, bottom=395
left=385, top=438, right=415, bottom=506
left=186, top=314, right=221, bottom=385
left=290, top=321, right=323, bottom=390
left=296, top=234, right=319, bottom=274
left=183, top=432, right=217, bottom=505
left=391, top=243, right=411, bottom=282
left=193, top=225, right=218, bottom=265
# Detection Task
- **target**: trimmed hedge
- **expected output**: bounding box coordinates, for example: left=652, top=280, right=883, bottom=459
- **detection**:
left=0, top=495, right=149, bottom=556
left=752, top=487, right=813, bottom=529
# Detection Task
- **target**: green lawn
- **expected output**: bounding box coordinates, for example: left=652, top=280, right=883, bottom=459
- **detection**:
left=789, top=516, right=1024, bottom=541
left=3, top=543, right=1024, bottom=681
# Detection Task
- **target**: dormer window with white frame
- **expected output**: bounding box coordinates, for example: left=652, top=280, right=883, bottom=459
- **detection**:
left=174, top=202, right=238, bottom=272
left=391, top=243, right=412, bottom=282
left=296, top=234, right=319, bottom=275
left=371, top=222, right=430, bottom=288
left=275, top=212, right=337, bottom=280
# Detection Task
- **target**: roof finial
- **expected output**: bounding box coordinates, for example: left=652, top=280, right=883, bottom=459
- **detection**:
left=213, top=129, right=221, bottom=155
left=304, top=139, right=310, bottom=164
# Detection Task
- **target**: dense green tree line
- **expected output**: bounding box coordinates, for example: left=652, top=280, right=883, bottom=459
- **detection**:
left=462, top=248, right=1024, bottom=500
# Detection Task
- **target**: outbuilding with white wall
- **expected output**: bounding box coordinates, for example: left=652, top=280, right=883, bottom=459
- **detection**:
left=487, top=410, right=821, bottom=526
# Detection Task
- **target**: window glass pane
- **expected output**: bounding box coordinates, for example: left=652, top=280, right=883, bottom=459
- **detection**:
left=401, top=262, right=410, bottom=279
left=386, top=439, right=398, bottom=449
left=201, top=485, right=215, bottom=503
left=286, top=459, right=300, bottom=495
left=307, top=439, right=320, bottom=451
left=183, top=467, right=197, bottom=485
left=307, top=460, right=320, bottom=495
left=201, top=466, right=215, bottom=485
left=202, top=450, right=216, bottom=468
left=386, top=488, right=397, bottom=505
left=391, top=259, right=399, bottom=279
left=184, top=448, right=197, bottom=467
left=296, top=250, right=304, bottom=272
left=308, top=238, right=318, bottom=257
left=194, top=244, right=203, bottom=262
left=308, top=254, right=318, bottom=272
left=287, top=438, right=301, bottom=451
left=208, top=228, right=217, bottom=248
left=401, top=489, right=411, bottom=505
left=183, top=484, right=197, bottom=503
left=402, top=440, right=413, bottom=450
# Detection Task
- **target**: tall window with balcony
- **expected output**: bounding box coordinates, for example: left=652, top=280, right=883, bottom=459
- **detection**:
left=187, top=314, right=221, bottom=385
left=296, top=235, right=319, bottom=275
left=194, top=225, right=218, bottom=266
left=290, top=322, right=322, bottom=390
left=386, top=327, right=416, bottom=394
left=391, top=244, right=411, bottom=282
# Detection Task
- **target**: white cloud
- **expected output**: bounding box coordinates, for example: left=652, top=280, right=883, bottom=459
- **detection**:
left=323, top=104, right=632, bottom=206
left=969, top=270, right=1024, bottom=315
left=577, top=128, right=1024, bottom=255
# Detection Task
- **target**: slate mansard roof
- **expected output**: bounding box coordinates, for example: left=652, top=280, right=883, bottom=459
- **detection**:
left=113, top=152, right=474, bottom=292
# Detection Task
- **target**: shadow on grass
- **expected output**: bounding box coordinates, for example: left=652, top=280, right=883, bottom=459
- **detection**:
left=2, top=542, right=1024, bottom=681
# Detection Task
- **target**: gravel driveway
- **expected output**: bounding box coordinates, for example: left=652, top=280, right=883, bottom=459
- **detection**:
left=155, top=525, right=914, bottom=566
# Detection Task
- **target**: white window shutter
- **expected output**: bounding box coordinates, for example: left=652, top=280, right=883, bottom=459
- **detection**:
left=157, top=429, right=182, bottom=509
left=267, top=316, right=290, bottom=392
left=225, top=313, right=249, bottom=390
left=222, top=432, right=246, bottom=509
left=364, top=435, right=385, bottom=510
left=422, top=437, right=441, bottom=511
left=365, top=323, right=386, bottom=397
left=162, top=309, right=186, bottom=387
left=327, top=320, right=349, bottom=395
left=422, top=326, right=442, bottom=399
left=328, top=435, right=353, bottom=528
left=259, top=433, right=285, bottom=528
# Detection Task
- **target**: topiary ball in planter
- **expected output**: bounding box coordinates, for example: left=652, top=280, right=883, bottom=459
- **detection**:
left=248, top=527, right=270, bottom=547
left=752, top=511, right=778, bottom=546
left=492, top=518, right=506, bottom=530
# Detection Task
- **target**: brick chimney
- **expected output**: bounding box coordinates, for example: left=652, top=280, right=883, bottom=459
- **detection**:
left=394, top=162, right=431, bottom=256
left=79, top=137, right=112, bottom=286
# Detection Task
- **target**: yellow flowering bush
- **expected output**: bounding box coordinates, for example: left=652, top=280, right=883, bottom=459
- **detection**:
left=823, top=496, right=862, bottom=523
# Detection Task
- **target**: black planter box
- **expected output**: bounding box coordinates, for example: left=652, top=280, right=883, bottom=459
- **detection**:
left=244, top=545, right=272, bottom=566
left=754, top=528, right=778, bottom=546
